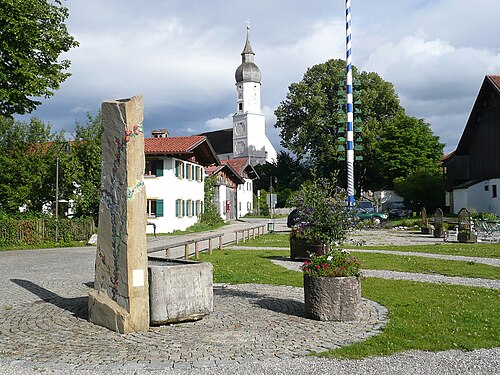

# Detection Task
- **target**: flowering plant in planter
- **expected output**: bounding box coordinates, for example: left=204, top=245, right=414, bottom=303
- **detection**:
left=302, top=250, right=361, bottom=278
left=287, top=177, right=357, bottom=247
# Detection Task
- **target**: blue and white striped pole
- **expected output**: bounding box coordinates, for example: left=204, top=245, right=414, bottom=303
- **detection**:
left=345, top=0, right=355, bottom=206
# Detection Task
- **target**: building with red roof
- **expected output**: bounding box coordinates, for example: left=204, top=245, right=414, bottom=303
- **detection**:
left=443, top=75, right=500, bottom=214
left=143, top=132, right=220, bottom=234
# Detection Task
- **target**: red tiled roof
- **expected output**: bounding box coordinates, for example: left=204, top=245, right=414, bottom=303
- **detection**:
left=205, top=165, right=223, bottom=175
left=144, top=136, right=206, bottom=154
left=221, top=158, right=249, bottom=174
left=488, top=75, right=500, bottom=91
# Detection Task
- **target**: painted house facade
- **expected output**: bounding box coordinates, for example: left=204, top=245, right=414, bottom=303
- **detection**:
left=144, top=135, right=219, bottom=234
left=205, top=164, right=244, bottom=221
left=443, top=75, right=500, bottom=214
left=221, top=158, right=258, bottom=218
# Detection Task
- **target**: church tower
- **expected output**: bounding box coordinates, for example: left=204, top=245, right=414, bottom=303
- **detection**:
left=232, top=25, right=277, bottom=164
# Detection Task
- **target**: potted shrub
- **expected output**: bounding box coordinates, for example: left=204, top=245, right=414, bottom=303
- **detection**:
left=287, top=178, right=356, bottom=260
left=302, top=250, right=362, bottom=321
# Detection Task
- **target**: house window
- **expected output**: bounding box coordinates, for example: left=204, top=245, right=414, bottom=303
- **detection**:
left=195, top=200, right=203, bottom=216
left=145, top=159, right=164, bottom=176
left=175, top=160, right=184, bottom=178
left=485, top=185, right=489, bottom=191
left=493, top=185, right=497, bottom=198
left=147, top=199, right=163, bottom=218
left=186, top=199, right=193, bottom=217
left=175, top=199, right=183, bottom=217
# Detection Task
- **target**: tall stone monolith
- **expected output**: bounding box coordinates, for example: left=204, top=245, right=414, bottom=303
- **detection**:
left=88, top=95, right=149, bottom=333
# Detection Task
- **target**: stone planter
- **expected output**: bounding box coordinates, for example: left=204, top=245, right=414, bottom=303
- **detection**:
left=303, top=274, right=361, bottom=321
left=148, top=257, right=213, bottom=325
left=458, top=232, right=477, bottom=243
left=421, top=227, right=432, bottom=235
left=290, top=237, right=328, bottom=260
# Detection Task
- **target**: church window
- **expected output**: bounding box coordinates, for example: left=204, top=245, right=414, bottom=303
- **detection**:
left=239, top=103, right=243, bottom=111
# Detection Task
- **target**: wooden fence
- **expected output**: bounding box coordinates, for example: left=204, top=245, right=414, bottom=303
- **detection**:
left=0, top=217, right=96, bottom=245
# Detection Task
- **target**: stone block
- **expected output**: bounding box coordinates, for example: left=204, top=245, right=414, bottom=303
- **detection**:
left=148, top=257, right=213, bottom=325
left=88, top=95, right=149, bottom=333
left=304, top=275, right=361, bottom=321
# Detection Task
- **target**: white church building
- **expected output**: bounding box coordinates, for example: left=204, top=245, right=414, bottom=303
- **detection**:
left=201, top=27, right=277, bottom=165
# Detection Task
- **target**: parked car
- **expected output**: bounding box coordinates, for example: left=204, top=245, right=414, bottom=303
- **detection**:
left=357, top=200, right=375, bottom=212
left=354, top=208, right=388, bottom=225
left=387, top=202, right=412, bottom=218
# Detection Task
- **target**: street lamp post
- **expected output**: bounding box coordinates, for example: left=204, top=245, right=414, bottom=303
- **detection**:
left=55, top=142, right=70, bottom=242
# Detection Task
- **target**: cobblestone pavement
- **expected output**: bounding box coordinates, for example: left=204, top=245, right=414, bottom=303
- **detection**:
left=0, top=246, right=387, bottom=372
left=0, top=224, right=498, bottom=374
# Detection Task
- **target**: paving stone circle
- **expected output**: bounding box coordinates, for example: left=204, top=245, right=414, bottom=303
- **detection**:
left=0, top=279, right=387, bottom=371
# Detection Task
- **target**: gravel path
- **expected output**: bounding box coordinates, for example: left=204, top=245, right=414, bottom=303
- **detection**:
left=270, top=259, right=500, bottom=289
left=1, top=347, right=499, bottom=375
left=347, top=248, right=500, bottom=267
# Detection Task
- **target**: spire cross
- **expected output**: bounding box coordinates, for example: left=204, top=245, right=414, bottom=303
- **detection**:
left=245, top=19, right=251, bottom=31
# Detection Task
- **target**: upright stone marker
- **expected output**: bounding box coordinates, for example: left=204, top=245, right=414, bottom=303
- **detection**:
left=88, top=95, right=149, bottom=333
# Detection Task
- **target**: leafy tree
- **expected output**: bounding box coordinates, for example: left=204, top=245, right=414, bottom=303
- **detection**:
left=0, top=0, right=79, bottom=116
left=254, top=151, right=310, bottom=207
left=275, top=59, right=443, bottom=192
left=394, top=168, right=445, bottom=213
left=0, top=116, right=57, bottom=213
left=373, top=114, right=444, bottom=188
left=200, top=175, right=224, bottom=225
left=68, top=113, right=102, bottom=222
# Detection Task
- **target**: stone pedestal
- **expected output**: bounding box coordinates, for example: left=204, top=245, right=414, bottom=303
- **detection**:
left=148, top=257, right=213, bottom=325
left=304, top=275, right=361, bottom=321
left=88, top=95, right=149, bottom=333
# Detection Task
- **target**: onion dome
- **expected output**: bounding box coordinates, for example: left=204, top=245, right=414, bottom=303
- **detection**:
left=235, top=30, right=261, bottom=83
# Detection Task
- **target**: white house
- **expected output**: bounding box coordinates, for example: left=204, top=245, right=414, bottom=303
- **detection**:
left=205, top=163, right=245, bottom=222
left=221, top=158, right=258, bottom=218
left=144, top=134, right=220, bottom=234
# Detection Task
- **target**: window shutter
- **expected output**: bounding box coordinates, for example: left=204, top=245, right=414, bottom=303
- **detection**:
left=175, top=161, right=179, bottom=177
left=175, top=200, right=179, bottom=217
left=192, top=200, right=195, bottom=216
left=156, top=159, right=164, bottom=177
left=182, top=200, right=185, bottom=216
left=156, top=199, right=164, bottom=217
left=195, top=166, right=199, bottom=181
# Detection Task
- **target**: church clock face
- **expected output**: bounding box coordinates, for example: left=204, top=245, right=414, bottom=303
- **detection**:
left=234, top=140, right=247, bottom=155
left=235, top=122, right=246, bottom=136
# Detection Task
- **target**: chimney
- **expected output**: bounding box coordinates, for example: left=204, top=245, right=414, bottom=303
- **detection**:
left=151, top=129, right=169, bottom=138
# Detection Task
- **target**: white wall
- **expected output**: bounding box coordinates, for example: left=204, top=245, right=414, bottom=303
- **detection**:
left=144, top=157, right=205, bottom=234
left=216, top=184, right=228, bottom=221
left=452, top=178, right=500, bottom=215
left=238, top=178, right=254, bottom=218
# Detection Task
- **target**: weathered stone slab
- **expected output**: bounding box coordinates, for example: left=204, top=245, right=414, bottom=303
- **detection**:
left=88, top=95, right=149, bottom=333
left=148, top=257, right=213, bottom=325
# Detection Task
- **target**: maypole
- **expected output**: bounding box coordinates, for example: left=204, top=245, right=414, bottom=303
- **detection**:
left=345, top=0, right=355, bottom=206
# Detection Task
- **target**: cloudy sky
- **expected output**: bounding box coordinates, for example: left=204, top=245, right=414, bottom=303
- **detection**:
left=16, top=0, right=500, bottom=154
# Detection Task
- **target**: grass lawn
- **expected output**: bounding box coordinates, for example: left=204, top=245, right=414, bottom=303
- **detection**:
left=198, top=247, right=499, bottom=358
left=236, top=232, right=500, bottom=259
left=0, top=240, right=88, bottom=251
